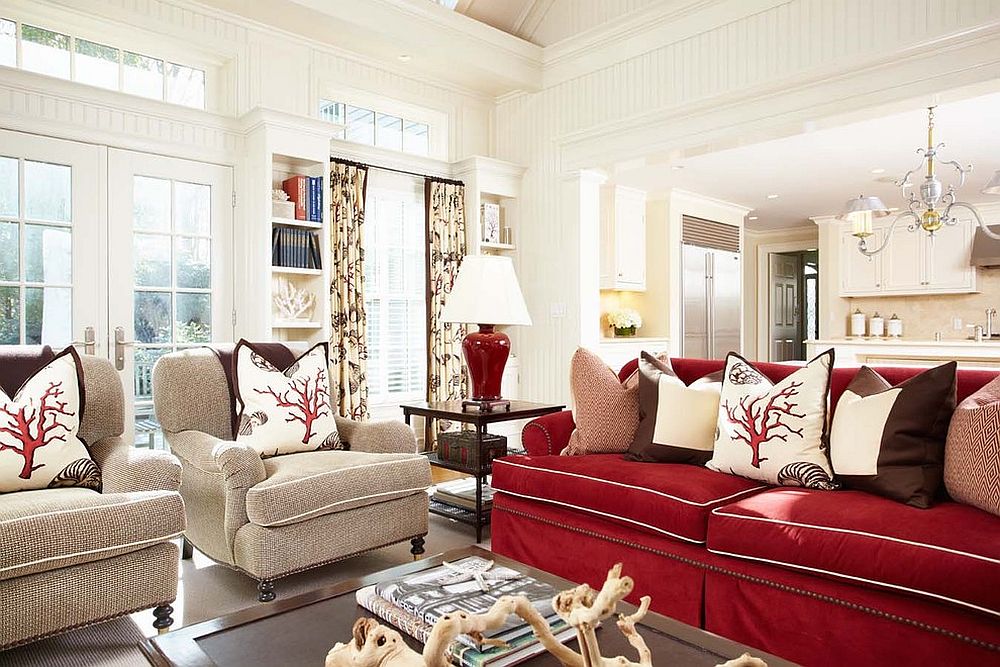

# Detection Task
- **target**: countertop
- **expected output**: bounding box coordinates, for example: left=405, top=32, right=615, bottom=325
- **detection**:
left=808, top=338, right=1000, bottom=348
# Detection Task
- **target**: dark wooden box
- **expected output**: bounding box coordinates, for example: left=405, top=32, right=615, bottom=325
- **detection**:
left=438, top=430, right=507, bottom=470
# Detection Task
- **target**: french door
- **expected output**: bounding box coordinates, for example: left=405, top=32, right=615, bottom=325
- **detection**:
left=0, top=129, right=102, bottom=352
left=0, top=130, right=233, bottom=446
left=108, top=150, right=233, bottom=442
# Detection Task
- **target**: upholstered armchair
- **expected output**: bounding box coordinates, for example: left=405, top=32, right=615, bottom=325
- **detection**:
left=0, top=353, right=184, bottom=650
left=152, top=346, right=430, bottom=602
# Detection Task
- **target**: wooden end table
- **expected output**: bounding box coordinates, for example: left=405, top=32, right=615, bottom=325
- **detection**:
left=400, top=400, right=565, bottom=542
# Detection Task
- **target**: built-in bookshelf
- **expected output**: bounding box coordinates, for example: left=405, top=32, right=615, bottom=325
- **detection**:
left=240, top=108, right=342, bottom=345
left=453, top=156, right=525, bottom=256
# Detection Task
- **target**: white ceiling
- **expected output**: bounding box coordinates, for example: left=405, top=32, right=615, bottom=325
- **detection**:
left=612, top=91, right=1000, bottom=230
left=453, top=0, right=659, bottom=47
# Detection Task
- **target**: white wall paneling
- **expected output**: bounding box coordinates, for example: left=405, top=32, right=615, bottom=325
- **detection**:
left=496, top=0, right=1000, bottom=404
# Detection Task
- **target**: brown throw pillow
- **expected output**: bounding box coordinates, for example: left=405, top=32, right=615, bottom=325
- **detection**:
left=830, top=363, right=957, bottom=508
left=626, top=353, right=723, bottom=465
left=944, top=374, right=1000, bottom=516
left=564, top=348, right=639, bottom=456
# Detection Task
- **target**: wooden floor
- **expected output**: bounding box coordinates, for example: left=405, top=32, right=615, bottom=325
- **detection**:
left=431, top=466, right=468, bottom=484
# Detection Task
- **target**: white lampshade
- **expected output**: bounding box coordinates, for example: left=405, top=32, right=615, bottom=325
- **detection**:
left=440, top=255, right=532, bottom=326
left=983, top=170, right=1000, bottom=195
left=841, top=194, right=891, bottom=218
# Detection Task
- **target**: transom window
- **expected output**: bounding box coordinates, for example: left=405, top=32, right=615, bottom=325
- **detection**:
left=320, top=99, right=430, bottom=157
left=0, top=155, right=73, bottom=346
left=0, top=17, right=205, bottom=109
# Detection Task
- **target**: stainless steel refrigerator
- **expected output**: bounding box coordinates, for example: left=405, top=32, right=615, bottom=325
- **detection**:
left=682, top=244, right=741, bottom=359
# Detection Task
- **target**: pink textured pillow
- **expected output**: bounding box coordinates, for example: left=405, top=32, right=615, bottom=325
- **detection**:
left=945, top=374, right=1000, bottom=516
left=563, top=348, right=639, bottom=456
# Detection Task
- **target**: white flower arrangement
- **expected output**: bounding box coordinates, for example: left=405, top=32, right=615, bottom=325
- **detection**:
left=607, top=309, right=642, bottom=329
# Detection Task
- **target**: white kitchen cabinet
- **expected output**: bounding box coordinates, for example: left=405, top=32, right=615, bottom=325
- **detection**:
left=840, top=228, right=882, bottom=294
left=600, top=184, right=647, bottom=291
left=838, top=220, right=976, bottom=296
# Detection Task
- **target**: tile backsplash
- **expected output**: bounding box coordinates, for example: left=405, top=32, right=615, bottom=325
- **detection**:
left=847, top=267, right=1000, bottom=340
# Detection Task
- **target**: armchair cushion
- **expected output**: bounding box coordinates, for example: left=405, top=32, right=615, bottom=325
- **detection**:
left=0, top=487, right=184, bottom=581
left=245, top=450, right=431, bottom=527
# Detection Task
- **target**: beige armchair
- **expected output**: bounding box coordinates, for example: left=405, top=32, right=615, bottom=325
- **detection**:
left=152, top=347, right=430, bottom=602
left=0, top=354, right=184, bottom=650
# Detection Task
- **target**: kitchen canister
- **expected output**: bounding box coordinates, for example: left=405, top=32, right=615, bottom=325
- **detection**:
left=888, top=313, right=903, bottom=337
left=870, top=312, right=885, bottom=337
left=850, top=308, right=867, bottom=337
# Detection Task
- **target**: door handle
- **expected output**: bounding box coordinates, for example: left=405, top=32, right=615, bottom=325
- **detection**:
left=70, top=326, right=96, bottom=355
left=114, top=326, right=135, bottom=371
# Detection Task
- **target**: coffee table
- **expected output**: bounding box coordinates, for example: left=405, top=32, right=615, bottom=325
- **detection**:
left=141, top=546, right=796, bottom=666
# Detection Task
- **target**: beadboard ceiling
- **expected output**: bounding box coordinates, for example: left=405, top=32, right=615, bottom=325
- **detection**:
left=612, top=88, right=1000, bottom=231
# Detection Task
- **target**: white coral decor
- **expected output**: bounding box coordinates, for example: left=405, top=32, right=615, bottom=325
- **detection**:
left=273, top=278, right=316, bottom=321
left=607, top=309, right=642, bottom=329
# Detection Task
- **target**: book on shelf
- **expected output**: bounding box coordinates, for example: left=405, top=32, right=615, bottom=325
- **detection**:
left=281, top=175, right=308, bottom=221
left=271, top=227, right=322, bottom=270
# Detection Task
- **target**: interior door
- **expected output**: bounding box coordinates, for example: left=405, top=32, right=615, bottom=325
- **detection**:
left=769, top=253, right=800, bottom=361
left=108, top=150, right=233, bottom=445
left=0, top=130, right=102, bottom=354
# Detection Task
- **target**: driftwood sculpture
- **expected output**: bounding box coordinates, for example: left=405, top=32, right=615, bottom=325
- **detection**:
left=326, top=563, right=768, bottom=667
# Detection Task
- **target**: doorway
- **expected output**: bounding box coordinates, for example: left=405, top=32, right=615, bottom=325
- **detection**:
left=767, top=249, right=818, bottom=362
left=0, top=130, right=234, bottom=447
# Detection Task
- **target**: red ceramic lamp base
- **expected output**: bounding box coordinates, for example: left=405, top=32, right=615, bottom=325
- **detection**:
left=462, top=324, right=510, bottom=403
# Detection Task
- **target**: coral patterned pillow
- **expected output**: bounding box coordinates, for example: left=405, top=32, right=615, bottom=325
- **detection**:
left=233, top=340, right=344, bottom=458
left=0, top=346, right=101, bottom=493
left=944, top=374, right=1000, bottom=516
left=563, top=348, right=639, bottom=456
left=706, top=350, right=836, bottom=489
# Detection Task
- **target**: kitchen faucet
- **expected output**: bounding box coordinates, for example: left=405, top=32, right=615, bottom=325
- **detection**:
left=987, top=308, right=997, bottom=339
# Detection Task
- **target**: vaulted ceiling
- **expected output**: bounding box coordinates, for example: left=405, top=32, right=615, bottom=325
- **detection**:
left=452, top=0, right=659, bottom=47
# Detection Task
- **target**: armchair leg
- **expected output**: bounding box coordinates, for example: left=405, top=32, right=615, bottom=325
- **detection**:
left=257, top=579, right=276, bottom=603
left=410, top=536, right=426, bottom=561
left=181, top=536, right=193, bottom=560
left=152, top=604, right=174, bottom=634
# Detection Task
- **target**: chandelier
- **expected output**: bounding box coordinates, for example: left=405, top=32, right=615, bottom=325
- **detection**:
left=844, top=106, right=1000, bottom=257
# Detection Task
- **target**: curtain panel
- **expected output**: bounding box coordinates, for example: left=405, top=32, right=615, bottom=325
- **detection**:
left=425, top=178, right=468, bottom=443
left=329, top=161, right=370, bottom=421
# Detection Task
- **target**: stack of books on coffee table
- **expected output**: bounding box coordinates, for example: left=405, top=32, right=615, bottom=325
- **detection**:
left=355, top=556, right=575, bottom=667
left=432, top=478, right=495, bottom=511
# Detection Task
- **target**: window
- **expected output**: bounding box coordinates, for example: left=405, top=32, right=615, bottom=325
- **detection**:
left=0, top=155, right=74, bottom=346
left=364, top=171, right=426, bottom=404
left=0, top=17, right=206, bottom=108
left=321, top=98, right=431, bottom=157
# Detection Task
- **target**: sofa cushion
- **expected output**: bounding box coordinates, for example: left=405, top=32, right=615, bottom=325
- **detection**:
left=0, top=487, right=184, bottom=581
left=707, top=488, right=1000, bottom=617
left=944, top=373, right=1000, bottom=516
left=563, top=348, right=640, bottom=456
left=492, top=454, right=767, bottom=544
left=245, top=450, right=431, bottom=527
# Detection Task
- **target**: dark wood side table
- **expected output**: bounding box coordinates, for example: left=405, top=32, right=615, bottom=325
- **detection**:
left=400, top=400, right=565, bottom=542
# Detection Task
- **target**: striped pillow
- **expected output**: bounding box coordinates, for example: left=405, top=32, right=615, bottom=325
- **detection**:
left=563, top=348, right=639, bottom=456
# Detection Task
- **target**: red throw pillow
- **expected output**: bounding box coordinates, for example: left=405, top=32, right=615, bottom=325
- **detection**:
left=945, top=374, right=1000, bottom=516
left=563, top=348, right=639, bottom=456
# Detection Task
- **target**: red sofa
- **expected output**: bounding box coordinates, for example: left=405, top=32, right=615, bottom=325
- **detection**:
left=491, top=357, right=1000, bottom=666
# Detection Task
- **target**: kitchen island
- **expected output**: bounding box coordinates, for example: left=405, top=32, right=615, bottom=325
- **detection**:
left=806, top=338, right=1000, bottom=369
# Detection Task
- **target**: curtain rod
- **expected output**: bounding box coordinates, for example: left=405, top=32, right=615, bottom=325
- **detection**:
left=330, top=156, right=464, bottom=187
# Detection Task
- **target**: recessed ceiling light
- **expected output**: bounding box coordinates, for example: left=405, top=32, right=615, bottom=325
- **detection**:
left=887, top=207, right=900, bottom=212
left=748, top=215, right=759, bottom=221
left=766, top=194, right=779, bottom=200
left=870, top=167, right=886, bottom=174
left=397, top=54, right=412, bottom=63
left=671, top=165, right=685, bottom=170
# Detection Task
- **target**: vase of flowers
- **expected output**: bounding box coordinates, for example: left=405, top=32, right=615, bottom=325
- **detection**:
left=608, top=309, right=642, bottom=337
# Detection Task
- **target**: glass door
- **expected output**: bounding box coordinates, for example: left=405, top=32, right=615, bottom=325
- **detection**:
left=0, top=130, right=102, bottom=353
left=108, top=149, right=233, bottom=446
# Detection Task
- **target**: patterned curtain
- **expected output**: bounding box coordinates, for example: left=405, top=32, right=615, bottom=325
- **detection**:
left=425, top=178, right=468, bottom=446
left=329, top=161, right=369, bottom=421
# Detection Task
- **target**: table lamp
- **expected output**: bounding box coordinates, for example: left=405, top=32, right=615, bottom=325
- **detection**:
left=440, top=255, right=532, bottom=412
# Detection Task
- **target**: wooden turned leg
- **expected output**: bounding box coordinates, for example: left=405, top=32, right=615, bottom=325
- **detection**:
left=181, top=536, right=193, bottom=560
left=410, top=536, right=426, bottom=561
left=257, top=579, right=276, bottom=603
left=152, top=604, right=174, bottom=634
